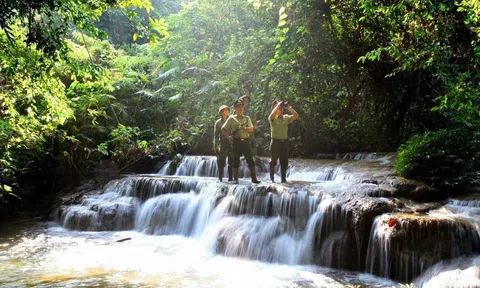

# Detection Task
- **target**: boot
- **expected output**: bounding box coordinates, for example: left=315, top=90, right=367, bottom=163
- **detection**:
left=233, top=168, right=239, bottom=184
left=249, top=166, right=260, bottom=184
left=218, top=167, right=224, bottom=182
left=269, top=165, right=275, bottom=183
left=281, top=166, right=288, bottom=184
left=228, top=166, right=233, bottom=182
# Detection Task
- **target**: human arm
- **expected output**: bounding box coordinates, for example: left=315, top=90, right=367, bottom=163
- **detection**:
left=285, top=104, right=299, bottom=121
left=221, top=118, right=234, bottom=141
left=269, top=102, right=283, bottom=120
left=242, top=116, right=254, bottom=133
left=213, top=120, right=219, bottom=153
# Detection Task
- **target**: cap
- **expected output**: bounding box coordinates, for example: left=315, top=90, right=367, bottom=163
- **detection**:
left=233, top=99, right=244, bottom=108
left=218, top=105, right=230, bottom=114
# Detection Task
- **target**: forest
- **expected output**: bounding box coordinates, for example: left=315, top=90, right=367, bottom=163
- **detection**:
left=1, top=0, right=479, bottom=214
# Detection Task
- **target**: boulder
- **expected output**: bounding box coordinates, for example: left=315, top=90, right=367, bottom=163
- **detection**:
left=344, top=197, right=401, bottom=271
left=367, top=213, right=480, bottom=282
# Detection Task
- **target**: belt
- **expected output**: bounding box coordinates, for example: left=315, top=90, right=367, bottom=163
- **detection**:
left=234, top=138, right=250, bottom=142
left=272, top=138, right=288, bottom=143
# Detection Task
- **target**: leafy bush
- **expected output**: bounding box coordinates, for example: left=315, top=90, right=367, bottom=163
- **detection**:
left=396, top=129, right=480, bottom=190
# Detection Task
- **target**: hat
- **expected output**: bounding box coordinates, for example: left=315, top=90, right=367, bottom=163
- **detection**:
left=239, top=95, right=250, bottom=102
left=218, top=105, right=230, bottom=114
left=233, top=99, right=244, bottom=108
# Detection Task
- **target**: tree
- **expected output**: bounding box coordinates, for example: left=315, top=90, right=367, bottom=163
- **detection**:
left=0, top=0, right=153, bottom=54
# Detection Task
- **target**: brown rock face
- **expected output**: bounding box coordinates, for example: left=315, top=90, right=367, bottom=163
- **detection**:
left=366, top=213, right=480, bottom=282
left=384, top=176, right=442, bottom=201
left=342, top=198, right=400, bottom=271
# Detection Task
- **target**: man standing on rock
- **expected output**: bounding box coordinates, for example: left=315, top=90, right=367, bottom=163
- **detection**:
left=214, top=105, right=233, bottom=182
left=239, top=95, right=258, bottom=158
left=268, top=100, right=299, bottom=183
left=221, top=99, right=260, bottom=184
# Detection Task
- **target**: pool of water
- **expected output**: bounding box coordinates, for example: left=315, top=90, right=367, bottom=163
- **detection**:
left=0, top=221, right=398, bottom=288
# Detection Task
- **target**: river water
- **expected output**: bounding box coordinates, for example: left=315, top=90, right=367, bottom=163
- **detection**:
left=0, top=220, right=397, bottom=287
left=1, top=154, right=479, bottom=287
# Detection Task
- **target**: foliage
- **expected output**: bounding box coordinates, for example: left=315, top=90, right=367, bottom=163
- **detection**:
left=0, top=26, right=74, bottom=188
left=0, top=0, right=153, bottom=55
left=156, top=129, right=191, bottom=154
left=97, top=0, right=180, bottom=45
left=0, top=0, right=175, bottom=207
left=1, top=0, right=480, bottom=211
left=139, top=0, right=278, bottom=154
left=358, top=0, right=480, bottom=127
left=396, top=129, right=480, bottom=190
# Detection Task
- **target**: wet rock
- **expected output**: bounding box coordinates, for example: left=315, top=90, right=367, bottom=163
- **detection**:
left=56, top=205, right=68, bottom=220
left=59, top=196, right=137, bottom=231
left=344, top=197, right=400, bottom=271
left=361, top=179, right=379, bottom=185
left=317, top=231, right=357, bottom=270
left=59, top=179, right=101, bottom=206
left=367, top=213, right=480, bottom=282
left=62, top=207, right=97, bottom=231
left=410, top=202, right=444, bottom=213
left=364, top=185, right=394, bottom=198
left=380, top=176, right=440, bottom=202
left=94, top=160, right=119, bottom=184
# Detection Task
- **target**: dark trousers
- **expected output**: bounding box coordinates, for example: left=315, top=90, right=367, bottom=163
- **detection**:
left=250, top=136, right=258, bottom=157
left=232, top=138, right=255, bottom=168
left=270, top=139, right=288, bottom=169
left=217, top=142, right=233, bottom=168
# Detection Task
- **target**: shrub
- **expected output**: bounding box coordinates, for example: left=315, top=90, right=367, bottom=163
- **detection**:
left=395, top=129, right=480, bottom=191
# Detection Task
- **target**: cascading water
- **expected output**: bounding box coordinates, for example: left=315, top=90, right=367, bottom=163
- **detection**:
left=366, top=213, right=480, bottom=282
left=157, top=155, right=269, bottom=178
left=59, top=176, right=353, bottom=267
left=413, top=255, right=480, bottom=287
left=157, top=155, right=384, bottom=182
left=49, top=155, right=480, bottom=286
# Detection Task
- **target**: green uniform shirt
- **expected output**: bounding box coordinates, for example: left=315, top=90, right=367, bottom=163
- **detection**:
left=244, top=105, right=256, bottom=139
left=222, top=114, right=253, bottom=139
left=214, top=118, right=230, bottom=148
left=269, top=114, right=294, bottom=140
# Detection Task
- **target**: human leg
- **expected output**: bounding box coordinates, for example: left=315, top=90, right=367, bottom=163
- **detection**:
left=226, top=148, right=234, bottom=181
left=269, top=140, right=280, bottom=183
left=217, top=153, right=226, bottom=182
left=279, top=140, right=289, bottom=183
left=232, top=140, right=242, bottom=184
left=242, top=140, right=260, bottom=184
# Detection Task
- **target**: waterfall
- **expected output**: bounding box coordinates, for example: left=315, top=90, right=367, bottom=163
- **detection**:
left=58, top=176, right=360, bottom=267
left=157, top=155, right=367, bottom=182
left=339, top=152, right=395, bottom=161
left=157, top=156, right=269, bottom=178
left=449, top=199, right=480, bottom=208
left=57, top=155, right=480, bottom=284
left=413, top=255, right=480, bottom=287
left=366, top=213, right=480, bottom=282
left=157, top=160, right=172, bottom=174
left=61, top=191, right=139, bottom=231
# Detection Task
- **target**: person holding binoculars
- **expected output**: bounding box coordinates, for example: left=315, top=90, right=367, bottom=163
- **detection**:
left=221, top=99, right=260, bottom=184
left=268, top=100, right=299, bottom=183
